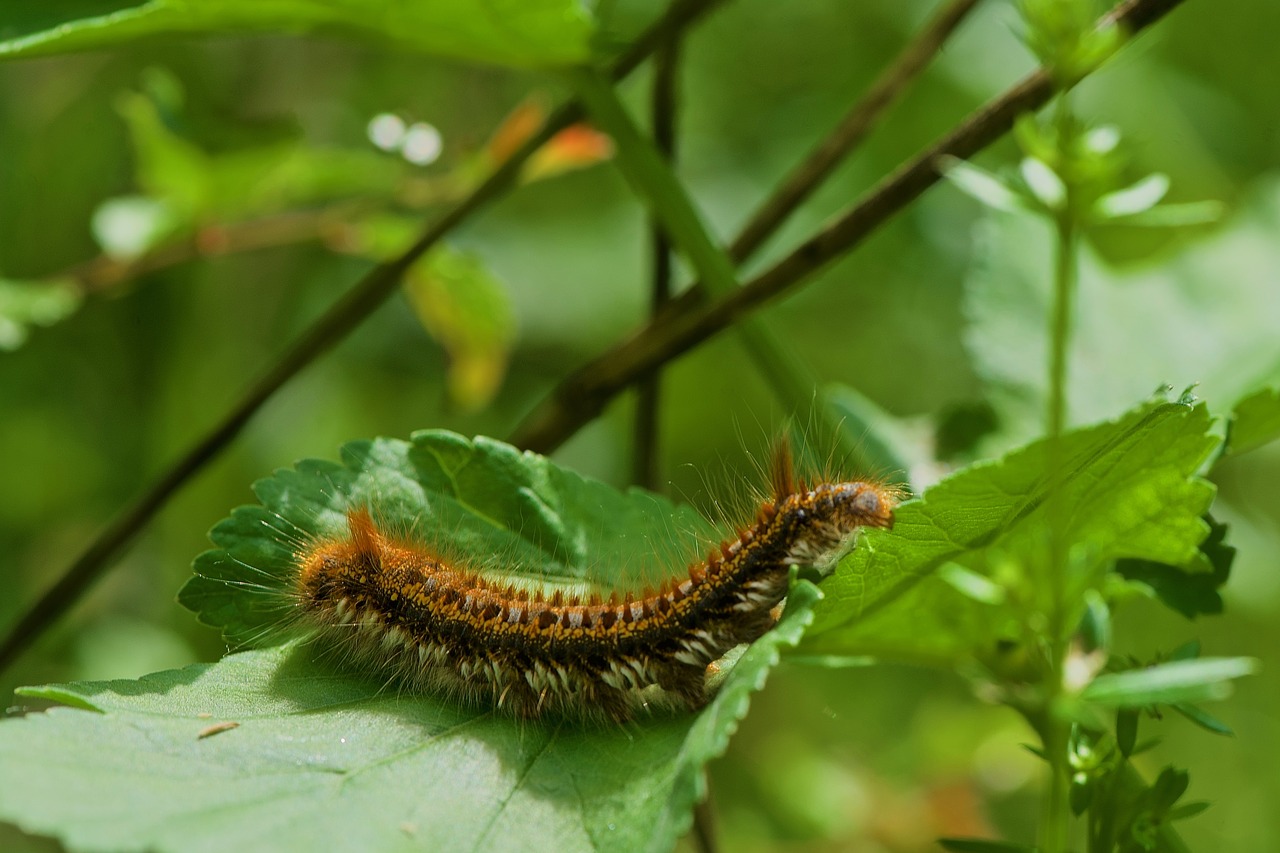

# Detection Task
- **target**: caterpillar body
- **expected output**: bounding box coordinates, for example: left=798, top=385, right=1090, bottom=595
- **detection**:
left=290, top=450, right=896, bottom=723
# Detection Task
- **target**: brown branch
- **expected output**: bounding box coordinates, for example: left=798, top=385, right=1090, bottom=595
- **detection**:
left=0, top=0, right=728, bottom=674
left=729, top=0, right=981, bottom=263
left=633, top=40, right=680, bottom=490
left=509, top=0, right=1188, bottom=454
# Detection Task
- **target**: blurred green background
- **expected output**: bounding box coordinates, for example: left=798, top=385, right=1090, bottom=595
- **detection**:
left=2, top=0, right=1279, bottom=849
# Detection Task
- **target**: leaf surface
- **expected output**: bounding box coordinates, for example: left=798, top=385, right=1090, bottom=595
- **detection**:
left=0, top=583, right=818, bottom=853
left=801, top=400, right=1218, bottom=663
left=0, top=0, right=593, bottom=68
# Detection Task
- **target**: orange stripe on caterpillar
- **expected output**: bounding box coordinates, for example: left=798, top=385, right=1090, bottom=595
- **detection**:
left=293, top=476, right=896, bottom=723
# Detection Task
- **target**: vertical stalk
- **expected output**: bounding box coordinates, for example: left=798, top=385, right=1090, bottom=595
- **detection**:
left=633, top=42, right=680, bottom=490
left=1039, top=92, right=1080, bottom=853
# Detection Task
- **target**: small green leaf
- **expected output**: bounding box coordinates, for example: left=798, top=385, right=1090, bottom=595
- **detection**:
left=939, top=157, right=1030, bottom=213
left=1084, top=126, right=1121, bottom=156
left=1078, top=592, right=1111, bottom=655
left=1020, top=157, right=1066, bottom=210
left=1109, top=200, right=1225, bottom=228
left=1094, top=173, right=1170, bottom=219
left=1082, top=657, right=1257, bottom=707
left=1148, top=766, right=1190, bottom=812
left=0, top=0, right=593, bottom=68
left=1170, top=703, right=1233, bottom=736
left=1166, top=801, right=1210, bottom=821
left=938, top=562, right=1006, bottom=605
left=403, top=247, right=517, bottom=411
left=1227, top=384, right=1280, bottom=457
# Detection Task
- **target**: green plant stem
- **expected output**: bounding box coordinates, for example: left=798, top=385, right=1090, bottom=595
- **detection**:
left=633, top=40, right=679, bottom=491
left=1040, top=92, right=1081, bottom=853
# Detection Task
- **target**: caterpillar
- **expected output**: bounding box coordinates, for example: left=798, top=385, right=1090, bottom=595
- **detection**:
left=288, top=445, right=897, bottom=723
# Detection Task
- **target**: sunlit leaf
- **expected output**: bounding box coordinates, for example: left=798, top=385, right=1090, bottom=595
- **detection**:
left=939, top=157, right=1030, bottom=213
left=1082, top=657, right=1257, bottom=707
left=403, top=248, right=517, bottom=411
left=1093, top=173, right=1170, bottom=219
left=801, top=400, right=1217, bottom=665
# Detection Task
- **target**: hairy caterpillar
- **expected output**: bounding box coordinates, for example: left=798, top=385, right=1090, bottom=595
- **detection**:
left=286, top=445, right=897, bottom=723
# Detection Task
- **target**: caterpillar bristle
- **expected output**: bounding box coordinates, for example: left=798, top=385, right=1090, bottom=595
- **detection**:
left=285, top=450, right=900, bottom=723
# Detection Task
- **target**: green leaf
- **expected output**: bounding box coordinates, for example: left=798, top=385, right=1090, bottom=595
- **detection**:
left=0, top=583, right=819, bottom=853
left=939, top=157, right=1030, bottom=213
left=1227, top=384, right=1280, bottom=456
left=0, top=277, right=82, bottom=350
left=1093, top=173, right=1170, bottom=220
left=1111, top=201, right=1225, bottom=228
left=181, top=430, right=720, bottom=645
left=964, top=180, right=1280, bottom=450
left=1116, top=515, right=1233, bottom=620
left=403, top=247, right=517, bottom=411
left=1020, top=157, right=1065, bottom=210
left=114, top=75, right=407, bottom=227
left=1166, top=801, right=1210, bottom=822
left=1170, top=702, right=1233, bottom=736
left=0, top=0, right=593, bottom=69
left=1082, top=657, right=1257, bottom=707
left=800, top=400, right=1218, bottom=665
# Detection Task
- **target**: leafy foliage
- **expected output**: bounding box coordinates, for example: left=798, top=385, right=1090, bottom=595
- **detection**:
left=0, top=584, right=820, bottom=853
left=801, top=398, right=1218, bottom=665
left=962, top=182, right=1280, bottom=448
left=1, top=429, right=835, bottom=853
left=0, top=0, right=594, bottom=68
left=180, top=430, right=720, bottom=645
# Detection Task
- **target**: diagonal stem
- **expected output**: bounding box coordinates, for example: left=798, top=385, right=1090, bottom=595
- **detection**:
left=0, top=0, right=728, bottom=674
left=729, top=0, right=981, bottom=263
left=508, top=0, right=1187, bottom=454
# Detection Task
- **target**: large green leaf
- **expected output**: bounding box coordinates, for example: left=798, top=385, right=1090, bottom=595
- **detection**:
left=2, top=429, right=827, bottom=851
left=800, top=399, right=1218, bottom=664
left=0, top=583, right=819, bottom=853
left=0, top=0, right=593, bottom=68
left=180, top=430, right=720, bottom=645
left=964, top=180, right=1280, bottom=449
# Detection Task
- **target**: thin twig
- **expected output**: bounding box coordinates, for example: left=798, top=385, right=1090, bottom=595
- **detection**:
left=0, top=0, right=728, bottom=673
left=729, top=0, right=981, bottom=263
left=632, top=41, right=680, bottom=490
left=508, top=0, right=1187, bottom=454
